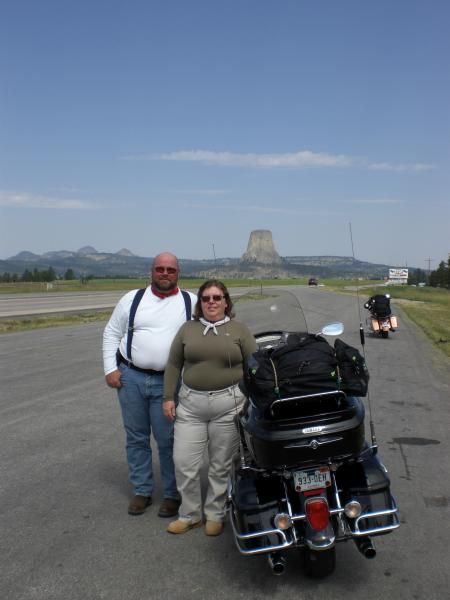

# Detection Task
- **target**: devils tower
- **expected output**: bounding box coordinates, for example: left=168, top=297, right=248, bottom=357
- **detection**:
left=240, top=230, right=283, bottom=265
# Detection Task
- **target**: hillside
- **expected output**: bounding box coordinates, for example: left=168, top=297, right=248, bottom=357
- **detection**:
left=1, top=246, right=399, bottom=279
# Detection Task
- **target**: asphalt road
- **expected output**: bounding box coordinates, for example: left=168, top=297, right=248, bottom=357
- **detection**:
left=0, top=291, right=127, bottom=318
left=0, top=288, right=251, bottom=318
left=1, top=288, right=449, bottom=600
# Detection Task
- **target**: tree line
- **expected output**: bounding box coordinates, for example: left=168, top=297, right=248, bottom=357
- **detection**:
left=408, top=255, right=450, bottom=288
left=0, top=267, right=87, bottom=283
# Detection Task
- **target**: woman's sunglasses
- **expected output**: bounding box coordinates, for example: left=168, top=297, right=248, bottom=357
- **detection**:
left=201, top=294, right=224, bottom=302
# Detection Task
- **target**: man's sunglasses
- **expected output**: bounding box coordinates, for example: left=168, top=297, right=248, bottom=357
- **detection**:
left=154, top=266, right=178, bottom=274
left=201, top=294, right=224, bottom=302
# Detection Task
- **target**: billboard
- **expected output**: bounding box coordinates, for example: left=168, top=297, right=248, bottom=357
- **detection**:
left=389, top=268, right=408, bottom=284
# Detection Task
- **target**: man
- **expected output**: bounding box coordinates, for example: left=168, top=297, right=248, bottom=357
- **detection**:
left=103, top=252, right=197, bottom=516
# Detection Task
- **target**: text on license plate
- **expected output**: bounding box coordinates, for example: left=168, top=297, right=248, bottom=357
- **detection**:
left=294, top=467, right=331, bottom=492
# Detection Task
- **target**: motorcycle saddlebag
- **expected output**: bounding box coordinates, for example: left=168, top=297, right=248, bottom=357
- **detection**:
left=231, top=457, right=282, bottom=515
left=336, top=453, right=395, bottom=533
left=230, top=456, right=282, bottom=550
left=371, top=318, right=380, bottom=332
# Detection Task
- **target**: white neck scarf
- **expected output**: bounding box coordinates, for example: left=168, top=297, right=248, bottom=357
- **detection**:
left=199, top=316, right=230, bottom=336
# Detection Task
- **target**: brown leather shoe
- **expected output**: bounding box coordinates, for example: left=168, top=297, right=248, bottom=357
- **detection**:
left=158, top=497, right=181, bottom=518
left=128, top=495, right=152, bottom=516
left=205, top=520, right=224, bottom=536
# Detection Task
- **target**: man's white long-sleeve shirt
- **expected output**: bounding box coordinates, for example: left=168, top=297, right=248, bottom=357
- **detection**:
left=102, top=287, right=197, bottom=375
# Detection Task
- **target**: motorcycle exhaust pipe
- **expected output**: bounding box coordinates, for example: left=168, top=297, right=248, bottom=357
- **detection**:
left=354, top=536, right=376, bottom=559
left=268, top=552, right=287, bottom=575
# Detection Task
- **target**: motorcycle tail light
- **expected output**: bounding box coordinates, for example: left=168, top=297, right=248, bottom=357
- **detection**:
left=274, top=513, right=293, bottom=530
left=344, top=500, right=362, bottom=519
left=305, top=497, right=330, bottom=531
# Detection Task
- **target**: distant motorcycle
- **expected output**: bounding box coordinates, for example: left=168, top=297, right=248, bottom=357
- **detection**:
left=364, top=294, right=398, bottom=339
left=227, top=290, right=399, bottom=578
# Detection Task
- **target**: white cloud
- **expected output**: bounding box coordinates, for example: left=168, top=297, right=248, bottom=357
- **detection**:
left=125, top=149, right=354, bottom=168
left=122, top=149, right=436, bottom=172
left=0, top=191, right=100, bottom=210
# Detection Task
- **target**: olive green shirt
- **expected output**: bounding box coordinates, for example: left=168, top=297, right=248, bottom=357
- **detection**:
left=163, top=319, right=257, bottom=399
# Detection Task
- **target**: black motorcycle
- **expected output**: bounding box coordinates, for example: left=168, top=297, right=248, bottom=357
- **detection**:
left=227, top=289, right=399, bottom=578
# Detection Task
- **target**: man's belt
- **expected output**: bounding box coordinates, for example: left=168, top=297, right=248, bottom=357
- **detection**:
left=116, top=352, right=164, bottom=376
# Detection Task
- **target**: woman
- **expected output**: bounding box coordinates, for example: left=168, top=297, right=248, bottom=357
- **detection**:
left=163, top=280, right=257, bottom=536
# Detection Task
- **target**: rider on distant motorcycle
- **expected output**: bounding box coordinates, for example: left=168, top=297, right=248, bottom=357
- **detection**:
left=364, top=294, right=391, bottom=317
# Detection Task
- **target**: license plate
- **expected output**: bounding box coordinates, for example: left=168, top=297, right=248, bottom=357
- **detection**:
left=294, top=467, right=331, bottom=492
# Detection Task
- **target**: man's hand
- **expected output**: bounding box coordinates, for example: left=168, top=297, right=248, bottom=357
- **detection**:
left=105, top=370, right=122, bottom=389
left=163, top=400, right=176, bottom=422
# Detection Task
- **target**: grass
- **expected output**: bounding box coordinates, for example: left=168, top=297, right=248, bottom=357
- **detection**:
left=0, top=311, right=111, bottom=334
left=399, top=302, right=450, bottom=357
left=0, top=277, right=306, bottom=294
left=0, top=279, right=150, bottom=293
left=0, top=276, right=378, bottom=294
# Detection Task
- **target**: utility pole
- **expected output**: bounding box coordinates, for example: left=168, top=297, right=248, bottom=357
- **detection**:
left=212, top=243, right=217, bottom=272
left=425, top=257, right=434, bottom=276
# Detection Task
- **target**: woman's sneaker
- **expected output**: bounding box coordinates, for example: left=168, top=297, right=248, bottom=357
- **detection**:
left=205, top=520, right=224, bottom=536
left=167, top=519, right=202, bottom=534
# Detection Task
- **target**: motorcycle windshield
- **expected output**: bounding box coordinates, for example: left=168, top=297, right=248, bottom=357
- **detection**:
left=233, top=288, right=308, bottom=336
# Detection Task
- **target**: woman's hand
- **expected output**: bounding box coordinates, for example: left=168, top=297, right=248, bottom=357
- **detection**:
left=163, top=400, right=176, bottom=422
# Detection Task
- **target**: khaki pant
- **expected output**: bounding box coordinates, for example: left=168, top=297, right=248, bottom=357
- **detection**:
left=174, top=383, right=245, bottom=522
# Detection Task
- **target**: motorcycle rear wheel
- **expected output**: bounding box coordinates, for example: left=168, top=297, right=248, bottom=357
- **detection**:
left=302, top=547, right=336, bottom=578
left=381, top=331, right=389, bottom=338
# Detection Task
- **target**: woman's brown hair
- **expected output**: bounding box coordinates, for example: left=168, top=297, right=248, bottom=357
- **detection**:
left=194, top=279, right=235, bottom=320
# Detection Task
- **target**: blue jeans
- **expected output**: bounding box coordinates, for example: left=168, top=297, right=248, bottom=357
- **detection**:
left=117, top=365, right=178, bottom=499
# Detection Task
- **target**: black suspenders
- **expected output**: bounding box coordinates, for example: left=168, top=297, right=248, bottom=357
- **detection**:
left=181, top=290, right=192, bottom=322
left=126, top=289, right=192, bottom=362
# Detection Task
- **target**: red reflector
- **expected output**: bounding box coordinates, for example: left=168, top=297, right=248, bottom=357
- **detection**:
left=303, top=488, right=326, bottom=497
left=305, top=497, right=330, bottom=531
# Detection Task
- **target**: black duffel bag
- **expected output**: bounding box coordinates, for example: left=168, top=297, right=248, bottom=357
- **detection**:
left=244, top=334, right=339, bottom=408
left=334, top=338, right=370, bottom=397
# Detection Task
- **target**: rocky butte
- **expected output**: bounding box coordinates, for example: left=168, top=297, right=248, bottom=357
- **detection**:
left=240, top=230, right=284, bottom=265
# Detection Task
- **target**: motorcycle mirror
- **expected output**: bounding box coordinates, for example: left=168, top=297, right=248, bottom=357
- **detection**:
left=319, top=322, right=344, bottom=337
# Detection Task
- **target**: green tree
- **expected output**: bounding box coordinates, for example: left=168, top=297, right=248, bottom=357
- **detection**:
left=64, top=268, right=76, bottom=280
left=429, top=259, right=449, bottom=288
left=408, top=268, right=427, bottom=285
left=44, top=267, right=57, bottom=282
left=21, top=269, right=33, bottom=282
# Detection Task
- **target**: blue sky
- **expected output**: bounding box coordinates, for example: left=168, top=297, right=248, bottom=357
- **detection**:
left=1, top=0, right=449, bottom=269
